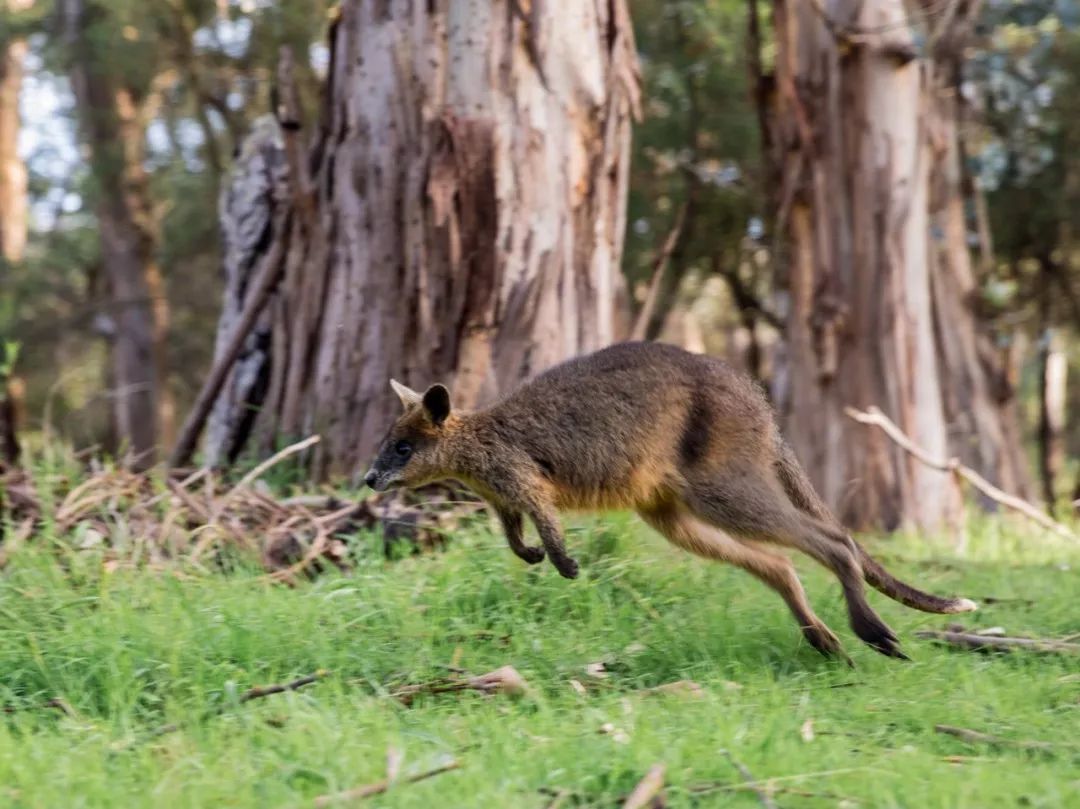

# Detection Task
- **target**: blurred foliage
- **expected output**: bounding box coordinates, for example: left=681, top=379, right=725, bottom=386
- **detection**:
left=2, top=0, right=328, bottom=439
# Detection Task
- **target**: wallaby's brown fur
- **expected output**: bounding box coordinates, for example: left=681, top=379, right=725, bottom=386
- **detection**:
left=365, top=341, right=976, bottom=661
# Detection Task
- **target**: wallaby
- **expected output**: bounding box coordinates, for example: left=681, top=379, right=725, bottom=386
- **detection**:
left=364, top=341, right=976, bottom=661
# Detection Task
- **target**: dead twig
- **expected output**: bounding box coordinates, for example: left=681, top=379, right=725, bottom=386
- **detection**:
left=915, top=630, right=1080, bottom=654
left=689, top=781, right=854, bottom=802
left=845, top=406, right=1077, bottom=541
left=631, top=202, right=689, bottom=340
left=239, top=670, right=328, bottom=702
left=312, top=758, right=460, bottom=806
left=216, top=435, right=320, bottom=515
left=934, top=724, right=1066, bottom=754
left=3, top=697, right=78, bottom=718
left=622, top=763, right=666, bottom=809
left=392, top=665, right=530, bottom=706
left=720, top=750, right=778, bottom=809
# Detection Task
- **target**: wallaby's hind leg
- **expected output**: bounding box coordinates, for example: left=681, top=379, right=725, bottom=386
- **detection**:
left=683, top=474, right=908, bottom=659
left=773, top=439, right=977, bottom=615
left=638, top=504, right=849, bottom=661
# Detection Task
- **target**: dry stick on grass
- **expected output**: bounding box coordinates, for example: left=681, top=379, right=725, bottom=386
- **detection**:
left=188, top=435, right=321, bottom=563
left=134, top=670, right=329, bottom=743
left=720, top=750, right=779, bottom=809
left=143, top=467, right=210, bottom=509
left=845, top=406, right=1078, bottom=542
left=3, top=697, right=77, bottom=718
left=688, top=782, right=853, bottom=802
left=239, top=671, right=328, bottom=702
left=312, top=758, right=460, bottom=807
left=914, top=630, right=1080, bottom=654
left=622, top=763, right=666, bottom=809
left=934, top=724, right=1067, bottom=754
left=392, top=665, right=530, bottom=706
left=215, top=434, right=321, bottom=515
left=265, top=510, right=329, bottom=585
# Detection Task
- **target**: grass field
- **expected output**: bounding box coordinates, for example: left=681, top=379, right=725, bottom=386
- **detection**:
left=1, top=512, right=1078, bottom=808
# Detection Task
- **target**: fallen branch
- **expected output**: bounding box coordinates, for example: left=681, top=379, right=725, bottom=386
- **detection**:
left=934, top=724, right=1065, bottom=754
left=631, top=202, right=688, bottom=341
left=915, top=630, right=1080, bottom=654
left=622, top=763, right=666, bottom=809
left=845, top=406, right=1077, bottom=541
left=392, top=665, right=530, bottom=706
left=312, top=758, right=460, bottom=806
left=720, top=750, right=778, bottom=809
left=3, top=697, right=77, bottom=718
left=240, top=670, right=328, bottom=702
left=217, top=434, right=320, bottom=515
left=689, top=781, right=853, bottom=802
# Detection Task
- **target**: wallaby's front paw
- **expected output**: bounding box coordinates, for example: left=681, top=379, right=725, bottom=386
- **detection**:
left=516, top=545, right=546, bottom=565
left=553, top=556, right=579, bottom=579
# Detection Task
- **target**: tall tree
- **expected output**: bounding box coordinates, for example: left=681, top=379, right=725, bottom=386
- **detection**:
left=179, top=0, right=640, bottom=476
left=0, top=0, right=32, bottom=467
left=0, top=0, right=30, bottom=266
left=765, top=0, right=1029, bottom=531
left=63, top=0, right=170, bottom=468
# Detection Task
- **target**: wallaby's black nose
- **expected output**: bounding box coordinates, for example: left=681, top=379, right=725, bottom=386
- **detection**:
left=364, top=471, right=378, bottom=489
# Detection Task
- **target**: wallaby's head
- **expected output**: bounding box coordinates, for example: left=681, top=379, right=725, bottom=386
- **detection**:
left=363, top=379, right=453, bottom=491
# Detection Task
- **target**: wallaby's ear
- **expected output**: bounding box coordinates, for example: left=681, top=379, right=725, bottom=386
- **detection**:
left=422, top=384, right=451, bottom=426
left=390, top=379, right=422, bottom=410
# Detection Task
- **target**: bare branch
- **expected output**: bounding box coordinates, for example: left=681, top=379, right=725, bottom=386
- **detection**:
left=312, top=758, right=460, bottom=806
left=720, top=750, right=778, bottom=809
left=845, top=406, right=1078, bottom=542
left=239, top=671, right=328, bottom=702
left=631, top=203, right=689, bottom=341
left=916, top=630, right=1080, bottom=655
left=934, top=724, right=1067, bottom=754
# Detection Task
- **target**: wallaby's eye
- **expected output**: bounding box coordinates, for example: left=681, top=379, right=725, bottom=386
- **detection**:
left=394, top=440, right=412, bottom=459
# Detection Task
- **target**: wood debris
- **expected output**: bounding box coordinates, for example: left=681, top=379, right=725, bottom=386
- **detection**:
left=391, top=665, right=530, bottom=706
left=0, top=454, right=485, bottom=576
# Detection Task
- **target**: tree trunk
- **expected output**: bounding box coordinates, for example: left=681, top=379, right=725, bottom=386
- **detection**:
left=0, top=1, right=30, bottom=468
left=0, top=0, right=30, bottom=265
left=766, top=0, right=1031, bottom=532
left=1037, top=328, right=1067, bottom=511
left=768, top=0, right=960, bottom=531
left=926, top=9, right=1033, bottom=508
left=64, top=0, right=170, bottom=469
left=194, top=0, right=639, bottom=476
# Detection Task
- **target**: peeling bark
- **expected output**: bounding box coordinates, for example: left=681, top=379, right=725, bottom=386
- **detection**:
left=766, top=0, right=1030, bottom=531
left=0, top=5, right=28, bottom=265
left=197, top=0, right=639, bottom=476
left=926, top=6, right=1032, bottom=508
left=769, top=0, right=960, bottom=531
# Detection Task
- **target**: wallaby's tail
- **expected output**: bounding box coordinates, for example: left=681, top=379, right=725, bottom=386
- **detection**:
left=774, top=438, right=978, bottom=615
left=853, top=542, right=977, bottom=614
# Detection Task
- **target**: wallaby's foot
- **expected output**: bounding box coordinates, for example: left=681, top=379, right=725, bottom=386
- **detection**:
left=848, top=602, right=909, bottom=660
left=552, top=554, right=579, bottom=579
left=515, top=545, right=546, bottom=565
left=801, top=623, right=852, bottom=665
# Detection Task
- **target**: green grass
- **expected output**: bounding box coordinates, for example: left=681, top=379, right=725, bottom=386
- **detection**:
left=1, top=514, right=1078, bottom=808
